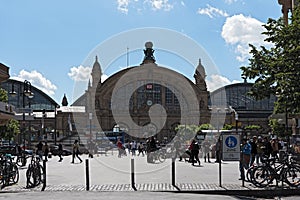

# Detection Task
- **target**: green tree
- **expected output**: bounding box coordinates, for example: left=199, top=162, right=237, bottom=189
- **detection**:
left=240, top=5, right=300, bottom=114
left=0, top=88, right=8, bottom=103
left=0, top=119, right=20, bottom=143
left=269, top=119, right=285, bottom=138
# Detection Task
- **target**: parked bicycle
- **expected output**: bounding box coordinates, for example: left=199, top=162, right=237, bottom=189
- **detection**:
left=0, top=153, right=19, bottom=188
left=251, top=153, right=300, bottom=188
left=26, top=154, right=45, bottom=188
left=15, top=152, right=30, bottom=167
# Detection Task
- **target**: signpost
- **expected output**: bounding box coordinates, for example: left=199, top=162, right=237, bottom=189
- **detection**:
left=222, top=134, right=240, bottom=161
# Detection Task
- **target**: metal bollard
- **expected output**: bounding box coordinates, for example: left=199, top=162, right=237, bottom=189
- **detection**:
left=86, top=159, right=90, bottom=191
left=131, top=158, right=137, bottom=191
left=41, top=160, right=46, bottom=191
left=171, top=157, right=175, bottom=186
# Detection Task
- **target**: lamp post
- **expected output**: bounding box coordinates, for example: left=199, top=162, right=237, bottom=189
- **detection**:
left=10, top=80, right=34, bottom=148
left=235, top=113, right=239, bottom=133
left=22, top=80, right=34, bottom=148
left=229, top=106, right=238, bottom=134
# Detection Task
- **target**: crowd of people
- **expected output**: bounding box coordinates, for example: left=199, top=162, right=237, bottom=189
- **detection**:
left=21, top=134, right=292, bottom=172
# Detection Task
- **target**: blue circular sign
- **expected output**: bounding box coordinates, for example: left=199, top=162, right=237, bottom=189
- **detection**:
left=225, top=136, right=237, bottom=148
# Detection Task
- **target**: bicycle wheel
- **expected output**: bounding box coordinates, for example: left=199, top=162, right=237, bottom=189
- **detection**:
left=26, top=164, right=41, bottom=188
left=284, top=165, right=300, bottom=187
left=246, top=166, right=255, bottom=182
left=10, top=164, right=19, bottom=184
left=252, top=165, right=273, bottom=187
left=158, top=152, right=166, bottom=163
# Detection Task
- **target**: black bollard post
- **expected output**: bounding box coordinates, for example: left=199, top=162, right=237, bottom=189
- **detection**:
left=131, top=158, right=137, bottom=191
left=86, top=159, right=90, bottom=191
left=41, top=160, right=46, bottom=191
left=171, top=157, right=175, bottom=186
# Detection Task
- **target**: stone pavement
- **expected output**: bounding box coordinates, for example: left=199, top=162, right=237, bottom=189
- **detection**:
left=1, top=151, right=299, bottom=198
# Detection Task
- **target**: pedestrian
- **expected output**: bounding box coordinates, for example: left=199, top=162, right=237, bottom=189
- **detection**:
left=173, top=138, right=183, bottom=161
left=215, top=139, right=221, bottom=163
left=137, top=142, right=144, bottom=156
left=249, top=136, right=257, bottom=166
left=146, top=136, right=157, bottom=163
left=88, top=140, right=94, bottom=158
left=130, top=141, right=137, bottom=156
left=42, top=142, right=49, bottom=162
left=58, top=143, right=63, bottom=162
left=271, top=138, right=279, bottom=158
left=190, top=139, right=201, bottom=166
left=239, top=138, right=252, bottom=180
left=202, top=139, right=211, bottom=163
left=256, top=136, right=264, bottom=164
left=36, top=141, right=44, bottom=160
left=262, top=136, right=272, bottom=159
left=116, top=139, right=124, bottom=158
left=71, top=139, right=82, bottom=164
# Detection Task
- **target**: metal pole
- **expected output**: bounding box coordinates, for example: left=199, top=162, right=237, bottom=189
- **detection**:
left=171, top=157, right=176, bottom=186
left=131, top=158, right=137, bottom=191
left=41, top=160, right=46, bottom=191
left=22, top=92, right=25, bottom=148
left=86, top=159, right=90, bottom=191
left=218, top=135, right=222, bottom=187
left=54, top=106, right=57, bottom=145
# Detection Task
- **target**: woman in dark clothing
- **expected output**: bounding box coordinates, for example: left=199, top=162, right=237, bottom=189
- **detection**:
left=190, top=140, right=201, bottom=166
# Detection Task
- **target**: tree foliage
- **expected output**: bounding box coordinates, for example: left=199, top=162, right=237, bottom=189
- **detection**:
left=0, top=88, right=8, bottom=103
left=0, top=119, right=20, bottom=142
left=240, top=5, right=300, bottom=113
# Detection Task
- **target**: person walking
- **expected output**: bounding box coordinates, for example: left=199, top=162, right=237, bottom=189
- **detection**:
left=137, top=142, right=144, bottom=156
left=190, top=139, right=201, bottom=166
left=215, top=139, right=221, bottom=163
left=202, top=139, right=211, bottom=163
left=58, top=143, right=63, bottom=162
left=36, top=141, right=44, bottom=160
left=42, top=142, right=49, bottom=162
left=71, top=140, right=82, bottom=164
left=117, top=139, right=124, bottom=158
left=249, top=136, right=257, bottom=166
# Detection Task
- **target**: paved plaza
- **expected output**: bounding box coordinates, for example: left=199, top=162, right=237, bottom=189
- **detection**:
left=1, top=150, right=299, bottom=199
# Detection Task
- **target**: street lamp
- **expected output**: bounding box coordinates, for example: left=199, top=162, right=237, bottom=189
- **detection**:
left=10, top=80, right=34, bottom=148
left=229, top=106, right=238, bottom=133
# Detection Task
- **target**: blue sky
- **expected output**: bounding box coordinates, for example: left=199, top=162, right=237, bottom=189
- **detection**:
left=0, top=0, right=282, bottom=104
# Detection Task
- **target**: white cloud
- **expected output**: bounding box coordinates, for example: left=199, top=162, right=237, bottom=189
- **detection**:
left=197, top=4, right=229, bottom=18
left=146, top=0, right=173, bottom=11
left=224, top=0, right=238, bottom=4
left=11, top=70, right=57, bottom=96
left=117, top=0, right=129, bottom=14
left=206, top=74, right=240, bottom=92
left=68, top=65, right=108, bottom=83
left=221, top=14, right=271, bottom=62
left=68, top=65, right=91, bottom=82
left=116, top=0, right=173, bottom=13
